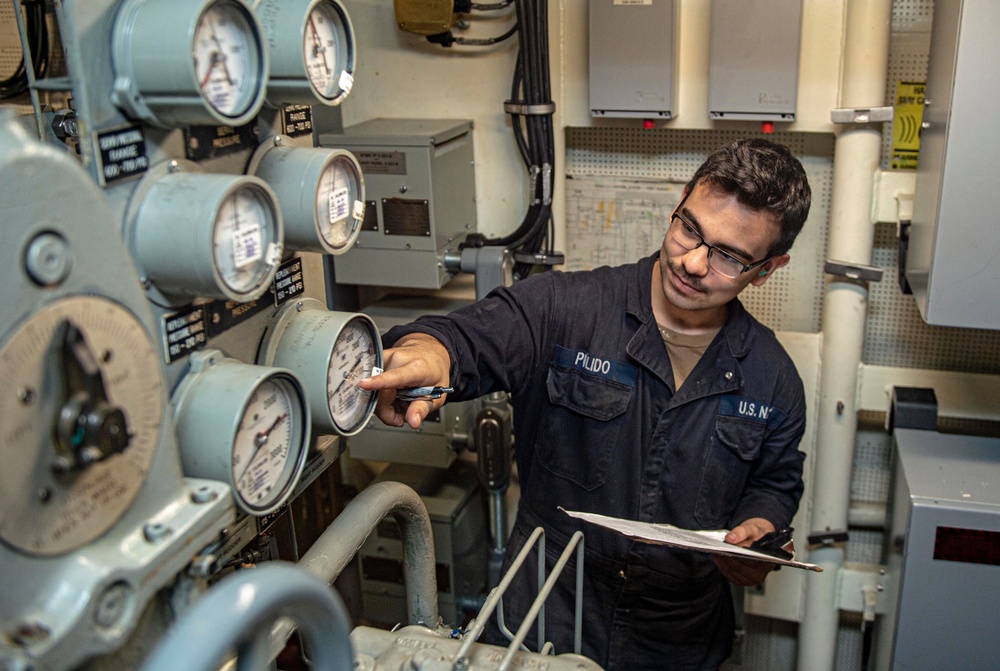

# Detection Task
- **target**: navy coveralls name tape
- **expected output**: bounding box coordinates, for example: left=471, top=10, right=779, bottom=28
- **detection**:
left=552, top=345, right=638, bottom=385
left=718, top=394, right=787, bottom=430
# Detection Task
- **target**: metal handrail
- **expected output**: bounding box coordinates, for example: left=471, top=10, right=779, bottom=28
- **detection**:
left=452, top=526, right=586, bottom=671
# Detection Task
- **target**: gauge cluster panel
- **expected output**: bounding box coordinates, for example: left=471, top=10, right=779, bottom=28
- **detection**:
left=0, top=0, right=386, bottom=666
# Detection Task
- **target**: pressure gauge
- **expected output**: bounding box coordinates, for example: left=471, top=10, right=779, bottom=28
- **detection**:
left=173, top=350, right=311, bottom=515
left=127, top=159, right=284, bottom=305
left=249, top=137, right=365, bottom=254
left=259, top=298, right=382, bottom=436
left=112, top=0, right=268, bottom=127
left=0, top=296, right=164, bottom=556
left=255, top=0, right=356, bottom=106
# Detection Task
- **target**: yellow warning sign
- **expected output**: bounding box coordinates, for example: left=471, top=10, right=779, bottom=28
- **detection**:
left=891, top=81, right=925, bottom=170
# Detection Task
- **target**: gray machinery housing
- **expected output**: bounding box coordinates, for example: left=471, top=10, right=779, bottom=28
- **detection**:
left=322, top=118, right=478, bottom=290
left=876, top=429, right=1000, bottom=670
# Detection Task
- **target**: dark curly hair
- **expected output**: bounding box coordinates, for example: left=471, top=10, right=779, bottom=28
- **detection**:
left=687, top=138, right=811, bottom=256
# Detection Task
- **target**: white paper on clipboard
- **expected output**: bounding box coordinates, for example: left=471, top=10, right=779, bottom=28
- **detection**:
left=560, top=508, right=823, bottom=572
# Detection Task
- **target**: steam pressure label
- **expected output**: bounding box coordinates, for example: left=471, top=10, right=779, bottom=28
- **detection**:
left=891, top=81, right=925, bottom=171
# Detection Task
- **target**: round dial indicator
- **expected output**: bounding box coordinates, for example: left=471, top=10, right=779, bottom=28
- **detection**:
left=259, top=300, right=382, bottom=437
left=316, top=152, right=364, bottom=253
left=303, top=1, right=354, bottom=102
left=231, top=376, right=302, bottom=510
left=0, top=296, right=163, bottom=556
left=212, top=182, right=281, bottom=296
left=172, top=352, right=311, bottom=516
left=327, top=316, right=380, bottom=434
left=193, top=0, right=263, bottom=118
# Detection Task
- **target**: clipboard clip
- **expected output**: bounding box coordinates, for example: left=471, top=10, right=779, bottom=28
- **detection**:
left=750, top=527, right=794, bottom=560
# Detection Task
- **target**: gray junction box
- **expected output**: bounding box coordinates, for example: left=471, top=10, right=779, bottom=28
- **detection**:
left=708, top=0, right=802, bottom=121
left=320, top=119, right=477, bottom=290
left=589, top=0, right=679, bottom=119
left=905, top=0, right=1000, bottom=328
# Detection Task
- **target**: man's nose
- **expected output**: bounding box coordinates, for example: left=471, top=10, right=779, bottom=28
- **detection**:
left=682, top=243, right=711, bottom=276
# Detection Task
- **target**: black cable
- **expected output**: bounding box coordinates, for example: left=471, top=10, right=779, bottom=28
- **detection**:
left=0, top=0, right=49, bottom=100
left=471, top=0, right=514, bottom=10
left=426, top=16, right=517, bottom=48
left=500, top=0, right=555, bottom=279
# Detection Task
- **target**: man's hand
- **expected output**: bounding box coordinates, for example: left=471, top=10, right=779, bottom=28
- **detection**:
left=357, top=333, right=451, bottom=429
left=712, top=517, right=782, bottom=587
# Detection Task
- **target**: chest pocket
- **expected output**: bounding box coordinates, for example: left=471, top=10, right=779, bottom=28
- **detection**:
left=694, top=416, right=768, bottom=528
left=535, top=365, right=633, bottom=491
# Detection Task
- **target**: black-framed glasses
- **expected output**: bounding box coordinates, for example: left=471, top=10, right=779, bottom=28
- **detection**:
left=669, top=208, right=771, bottom=279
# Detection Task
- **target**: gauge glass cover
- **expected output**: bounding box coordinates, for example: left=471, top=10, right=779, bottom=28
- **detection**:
left=212, top=185, right=275, bottom=295
left=303, top=2, right=346, bottom=100
left=327, top=317, right=379, bottom=433
left=231, top=377, right=300, bottom=509
left=194, top=1, right=260, bottom=116
left=316, top=155, right=361, bottom=252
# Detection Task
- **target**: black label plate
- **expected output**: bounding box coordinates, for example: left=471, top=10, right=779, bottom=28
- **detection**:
left=97, top=125, right=149, bottom=185
left=163, top=305, right=208, bottom=363
left=273, top=256, right=305, bottom=306
left=282, top=105, right=314, bottom=138
left=185, top=123, right=257, bottom=161
left=382, top=198, right=431, bottom=236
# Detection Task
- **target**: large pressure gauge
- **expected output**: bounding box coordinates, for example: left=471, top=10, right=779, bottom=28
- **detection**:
left=0, top=296, right=164, bottom=556
left=259, top=299, right=382, bottom=436
left=255, top=0, right=356, bottom=106
left=127, top=159, right=283, bottom=304
left=172, top=350, right=311, bottom=515
left=112, top=0, right=268, bottom=127
left=249, top=136, right=365, bottom=254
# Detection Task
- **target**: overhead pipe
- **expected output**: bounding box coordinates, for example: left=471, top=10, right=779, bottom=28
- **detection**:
left=798, top=2, right=893, bottom=670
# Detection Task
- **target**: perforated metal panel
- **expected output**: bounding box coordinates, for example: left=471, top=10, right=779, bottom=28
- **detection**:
left=565, top=129, right=833, bottom=333
left=0, top=4, right=23, bottom=78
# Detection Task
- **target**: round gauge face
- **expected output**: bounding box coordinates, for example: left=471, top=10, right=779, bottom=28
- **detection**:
left=0, top=296, right=163, bottom=556
left=315, top=154, right=363, bottom=253
left=303, top=1, right=350, bottom=101
left=327, top=316, right=381, bottom=434
left=231, top=376, right=305, bottom=511
left=212, top=184, right=277, bottom=296
left=193, top=0, right=262, bottom=117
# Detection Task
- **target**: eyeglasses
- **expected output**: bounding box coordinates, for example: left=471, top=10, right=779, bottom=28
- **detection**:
left=669, top=209, right=771, bottom=279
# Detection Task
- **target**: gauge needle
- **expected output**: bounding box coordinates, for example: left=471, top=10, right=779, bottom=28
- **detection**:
left=331, top=360, right=366, bottom=398
left=308, top=16, right=331, bottom=74
left=208, top=19, right=236, bottom=86
left=199, top=53, right=219, bottom=88
left=237, top=412, right=287, bottom=483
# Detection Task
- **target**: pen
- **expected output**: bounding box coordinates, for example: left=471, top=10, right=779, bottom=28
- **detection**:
left=395, top=386, right=454, bottom=401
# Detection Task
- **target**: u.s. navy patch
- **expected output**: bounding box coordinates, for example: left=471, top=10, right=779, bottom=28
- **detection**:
left=552, top=345, right=637, bottom=385
left=719, top=394, right=786, bottom=430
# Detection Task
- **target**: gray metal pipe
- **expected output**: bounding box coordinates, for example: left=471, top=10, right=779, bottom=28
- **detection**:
left=299, top=480, right=439, bottom=627
left=140, top=563, right=354, bottom=671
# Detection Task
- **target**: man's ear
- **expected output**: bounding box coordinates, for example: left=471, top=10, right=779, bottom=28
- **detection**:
left=750, top=254, right=790, bottom=286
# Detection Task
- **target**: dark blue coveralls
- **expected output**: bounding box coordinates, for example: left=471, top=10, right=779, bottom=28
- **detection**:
left=384, top=253, right=806, bottom=670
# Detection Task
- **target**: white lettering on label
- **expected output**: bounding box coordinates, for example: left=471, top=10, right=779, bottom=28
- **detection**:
left=574, top=351, right=611, bottom=375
